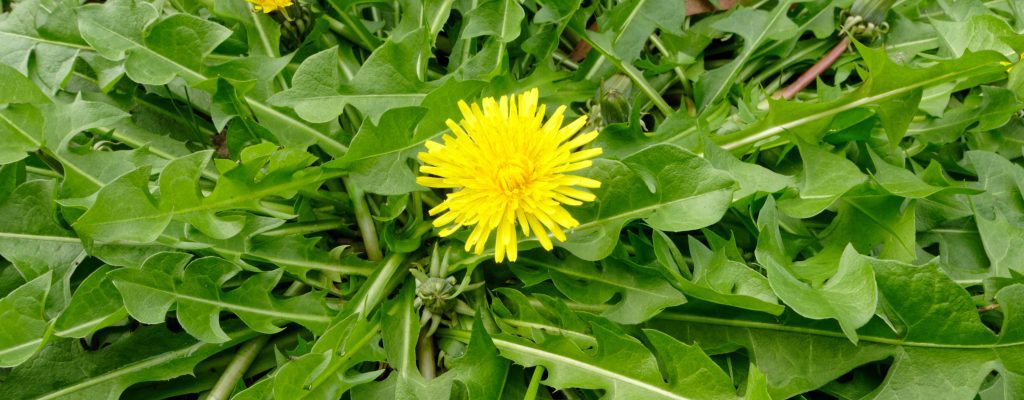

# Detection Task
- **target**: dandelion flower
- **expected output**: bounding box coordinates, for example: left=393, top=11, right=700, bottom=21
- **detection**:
left=246, top=0, right=292, bottom=13
left=417, top=88, right=603, bottom=263
left=1002, top=52, right=1024, bottom=72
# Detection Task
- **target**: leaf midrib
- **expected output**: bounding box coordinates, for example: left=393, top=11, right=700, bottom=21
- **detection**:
left=717, top=62, right=999, bottom=150
left=844, top=199, right=914, bottom=256
left=557, top=300, right=1022, bottom=350
left=74, top=169, right=344, bottom=230
left=0, top=110, right=106, bottom=188
left=116, top=281, right=331, bottom=324
left=0, top=314, right=117, bottom=359
left=33, top=328, right=256, bottom=400
left=489, top=335, right=691, bottom=400
left=0, top=30, right=91, bottom=50
left=518, top=258, right=678, bottom=300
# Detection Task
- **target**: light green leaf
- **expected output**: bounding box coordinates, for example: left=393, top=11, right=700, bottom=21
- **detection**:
left=556, top=144, right=736, bottom=260
left=462, top=0, right=525, bottom=42
left=330, top=107, right=426, bottom=195
left=934, top=14, right=1021, bottom=58
left=52, top=265, right=128, bottom=339
left=0, top=104, right=44, bottom=165
left=109, top=252, right=332, bottom=343
left=712, top=46, right=1008, bottom=153
left=756, top=199, right=878, bottom=342
left=652, top=231, right=784, bottom=315
left=0, top=180, right=85, bottom=313
left=0, top=272, right=51, bottom=367
left=454, top=317, right=738, bottom=400
left=272, top=315, right=384, bottom=400
left=73, top=144, right=322, bottom=243
left=0, top=62, right=49, bottom=104
left=777, top=138, right=866, bottom=218
left=514, top=250, right=686, bottom=325
left=703, top=141, right=794, bottom=200
left=80, top=0, right=231, bottom=85
left=0, top=323, right=257, bottom=400
left=0, top=0, right=84, bottom=93
left=270, top=31, right=431, bottom=128
left=696, top=2, right=798, bottom=110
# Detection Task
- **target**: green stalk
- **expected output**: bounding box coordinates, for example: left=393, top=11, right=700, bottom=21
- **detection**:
left=261, top=220, right=346, bottom=237
left=26, top=165, right=61, bottom=179
left=344, top=178, right=383, bottom=261
left=524, top=366, right=545, bottom=400
left=568, top=25, right=673, bottom=116
left=324, top=0, right=381, bottom=51
left=350, top=252, right=409, bottom=317
left=417, top=328, right=437, bottom=379
left=649, top=34, right=694, bottom=115
left=206, top=335, right=270, bottom=400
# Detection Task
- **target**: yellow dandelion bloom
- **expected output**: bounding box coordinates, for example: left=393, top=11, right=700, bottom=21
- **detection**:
left=1001, top=51, right=1024, bottom=72
left=417, top=88, right=603, bottom=263
left=247, top=0, right=292, bottom=13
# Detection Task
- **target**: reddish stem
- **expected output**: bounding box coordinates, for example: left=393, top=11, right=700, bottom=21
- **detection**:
left=686, top=0, right=738, bottom=16
left=776, top=36, right=851, bottom=100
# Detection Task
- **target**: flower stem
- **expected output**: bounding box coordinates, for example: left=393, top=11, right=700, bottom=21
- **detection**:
left=261, top=219, right=346, bottom=237
left=350, top=252, right=409, bottom=317
left=417, top=328, right=437, bottom=379
left=523, top=366, right=545, bottom=400
left=344, top=178, right=383, bottom=261
left=776, top=37, right=850, bottom=100
left=323, top=0, right=381, bottom=51
left=206, top=335, right=270, bottom=400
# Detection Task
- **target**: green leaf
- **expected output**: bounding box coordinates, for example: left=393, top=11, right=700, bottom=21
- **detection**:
left=381, top=281, right=419, bottom=382
left=556, top=144, right=736, bottom=260
left=331, top=107, right=426, bottom=195
left=269, top=30, right=432, bottom=128
left=968, top=150, right=1024, bottom=278
left=652, top=231, right=784, bottom=315
left=212, top=0, right=283, bottom=58
left=703, top=141, right=794, bottom=200
left=0, top=62, right=49, bottom=104
left=73, top=144, right=323, bottom=243
left=696, top=1, right=798, bottom=110
left=934, top=14, right=1021, bottom=58
left=0, top=323, right=258, bottom=399
left=462, top=0, right=525, bottom=42
left=713, top=46, right=1008, bottom=152
left=0, top=104, right=44, bottom=165
left=651, top=260, right=1024, bottom=398
left=456, top=317, right=739, bottom=400
left=756, top=198, right=878, bottom=342
left=52, top=265, right=128, bottom=339
left=821, top=195, right=917, bottom=263
left=418, top=316, right=510, bottom=399
left=76, top=0, right=337, bottom=156
left=0, top=0, right=84, bottom=93
left=869, top=151, right=949, bottom=198
left=109, top=252, right=332, bottom=342
left=597, top=0, right=684, bottom=64
left=79, top=0, right=231, bottom=85
left=0, top=180, right=85, bottom=315
left=777, top=138, right=866, bottom=218
left=379, top=305, right=511, bottom=399
left=514, top=250, right=686, bottom=325
left=271, top=314, right=384, bottom=400
left=0, top=272, right=51, bottom=367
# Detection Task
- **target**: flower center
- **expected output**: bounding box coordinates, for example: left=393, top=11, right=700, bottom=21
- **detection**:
left=495, top=156, right=533, bottom=194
